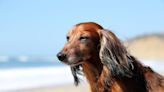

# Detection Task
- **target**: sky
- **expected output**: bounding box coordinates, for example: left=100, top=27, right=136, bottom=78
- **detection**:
left=0, top=0, right=164, bottom=56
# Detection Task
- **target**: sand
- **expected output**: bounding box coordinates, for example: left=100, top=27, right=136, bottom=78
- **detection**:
left=16, top=83, right=89, bottom=92
left=18, top=73, right=164, bottom=92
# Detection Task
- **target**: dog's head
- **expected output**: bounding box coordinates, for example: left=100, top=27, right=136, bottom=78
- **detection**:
left=57, top=22, right=103, bottom=66
left=57, top=22, right=133, bottom=85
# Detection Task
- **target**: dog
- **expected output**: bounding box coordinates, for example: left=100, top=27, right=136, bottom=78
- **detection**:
left=57, top=22, right=164, bottom=92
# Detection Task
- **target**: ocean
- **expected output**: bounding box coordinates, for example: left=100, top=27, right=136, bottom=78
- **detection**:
left=0, top=60, right=62, bottom=69
left=0, top=58, right=163, bottom=92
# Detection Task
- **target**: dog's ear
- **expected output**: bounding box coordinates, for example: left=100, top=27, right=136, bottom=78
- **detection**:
left=99, top=29, right=133, bottom=78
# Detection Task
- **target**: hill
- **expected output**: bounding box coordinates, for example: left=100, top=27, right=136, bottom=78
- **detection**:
left=124, top=33, right=164, bottom=60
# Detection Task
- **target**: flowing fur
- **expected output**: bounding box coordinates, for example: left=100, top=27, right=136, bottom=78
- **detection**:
left=99, top=30, right=133, bottom=78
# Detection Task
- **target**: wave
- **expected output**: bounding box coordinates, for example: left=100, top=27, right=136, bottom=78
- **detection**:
left=0, top=56, right=57, bottom=62
left=0, top=56, right=61, bottom=69
left=0, top=66, right=75, bottom=92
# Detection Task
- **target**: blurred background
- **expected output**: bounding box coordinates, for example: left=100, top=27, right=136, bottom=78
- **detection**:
left=0, top=0, right=164, bottom=92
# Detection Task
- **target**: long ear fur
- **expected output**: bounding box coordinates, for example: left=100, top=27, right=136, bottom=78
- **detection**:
left=99, top=29, right=134, bottom=78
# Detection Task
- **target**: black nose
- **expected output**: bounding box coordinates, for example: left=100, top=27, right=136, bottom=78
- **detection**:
left=57, top=52, right=66, bottom=61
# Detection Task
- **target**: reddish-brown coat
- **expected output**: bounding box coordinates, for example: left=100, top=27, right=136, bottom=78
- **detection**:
left=58, top=22, right=164, bottom=92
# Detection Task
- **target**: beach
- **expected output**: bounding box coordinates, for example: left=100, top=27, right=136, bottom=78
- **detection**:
left=0, top=66, right=90, bottom=92
left=20, top=84, right=89, bottom=92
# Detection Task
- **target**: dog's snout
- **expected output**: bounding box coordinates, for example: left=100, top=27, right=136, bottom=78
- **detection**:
left=57, top=52, right=66, bottom=61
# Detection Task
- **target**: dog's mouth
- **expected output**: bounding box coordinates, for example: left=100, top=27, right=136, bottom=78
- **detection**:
left=61, top=60, right=83, bottom=67
left=69, top=61, right=83, bottom=67
left=60, top=57, right=83, bottom=67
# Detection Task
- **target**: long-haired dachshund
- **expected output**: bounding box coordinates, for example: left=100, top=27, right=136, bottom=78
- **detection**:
left=57, top=22, right=164, bottom=92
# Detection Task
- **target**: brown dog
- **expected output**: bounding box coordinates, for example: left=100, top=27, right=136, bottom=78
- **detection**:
left=57, top=22, right=164, bottom=92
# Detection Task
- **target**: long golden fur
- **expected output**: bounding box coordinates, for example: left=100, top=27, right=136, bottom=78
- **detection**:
left=57, top=22, right=164, bottom=92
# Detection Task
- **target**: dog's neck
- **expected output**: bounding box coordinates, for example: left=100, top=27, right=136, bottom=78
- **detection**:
left=82, top=57, right=103, bottom=92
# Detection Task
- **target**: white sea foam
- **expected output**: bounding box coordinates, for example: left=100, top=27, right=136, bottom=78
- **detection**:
left=0, top=66, right=74, bottom=92
left=141, top=60, right=164, bottom=72
left=17, top=56, right=29, bottom=62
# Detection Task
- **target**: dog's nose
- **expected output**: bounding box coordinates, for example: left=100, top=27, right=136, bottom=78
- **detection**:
left=57, top=52, right=66, bottom=61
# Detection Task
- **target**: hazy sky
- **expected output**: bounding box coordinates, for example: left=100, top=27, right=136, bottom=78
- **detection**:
left=0, top=0, right=164, bottom=56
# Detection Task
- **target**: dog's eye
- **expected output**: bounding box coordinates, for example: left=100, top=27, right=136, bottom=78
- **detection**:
left=66, top=36, right=70, bottom=41
left=79, top=36, right=89, bottom=42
